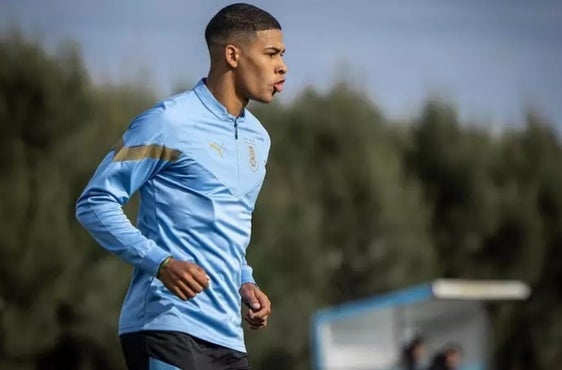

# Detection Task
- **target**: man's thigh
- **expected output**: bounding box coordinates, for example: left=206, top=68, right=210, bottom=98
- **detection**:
left=120, top=331, right=250, bottom=370
left=212, top=343, right=251, bottom=370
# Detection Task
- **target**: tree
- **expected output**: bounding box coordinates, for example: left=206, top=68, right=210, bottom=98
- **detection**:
left=0, top=33, right=153, bottom=369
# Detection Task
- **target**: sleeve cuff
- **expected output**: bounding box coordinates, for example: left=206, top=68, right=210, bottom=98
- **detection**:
left=140, top=244, right=171, bottom=276
left=241, top=265, right=256, bottom=285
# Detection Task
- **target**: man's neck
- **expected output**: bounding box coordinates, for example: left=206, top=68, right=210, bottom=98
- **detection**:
left=205, top=72, right=247, bottom=117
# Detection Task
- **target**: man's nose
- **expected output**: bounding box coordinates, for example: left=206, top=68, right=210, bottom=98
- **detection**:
left=278, top=61, right=288, bottom=75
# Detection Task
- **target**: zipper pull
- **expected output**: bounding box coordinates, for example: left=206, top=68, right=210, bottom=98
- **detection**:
left=234, top=119, right=238, bottom=140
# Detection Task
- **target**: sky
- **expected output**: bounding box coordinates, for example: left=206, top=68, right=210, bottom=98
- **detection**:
left=2, top=0, right=562, bottom=128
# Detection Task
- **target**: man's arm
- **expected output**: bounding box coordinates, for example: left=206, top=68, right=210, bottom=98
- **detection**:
left=75, top=113, right=175, bottom=276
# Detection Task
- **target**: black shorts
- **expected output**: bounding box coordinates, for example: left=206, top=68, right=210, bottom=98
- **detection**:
left=120, top=331, right=250, bottom=370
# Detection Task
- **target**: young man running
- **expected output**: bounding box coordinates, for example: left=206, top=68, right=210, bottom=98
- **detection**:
left=76, top=3, right=287, bottom=369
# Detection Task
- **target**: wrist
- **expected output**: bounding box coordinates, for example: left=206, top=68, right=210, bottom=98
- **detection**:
left=157, top=256, right=173, bottom=278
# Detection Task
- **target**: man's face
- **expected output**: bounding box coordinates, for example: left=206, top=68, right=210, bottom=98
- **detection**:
left=235, top=29, right=287, bottom=103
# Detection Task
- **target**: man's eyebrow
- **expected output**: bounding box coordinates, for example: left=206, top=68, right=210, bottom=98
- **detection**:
left=264, top=47, right=286, bottom=53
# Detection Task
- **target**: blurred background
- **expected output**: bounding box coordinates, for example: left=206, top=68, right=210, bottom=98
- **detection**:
left=1, top=0, right=561, bottom=369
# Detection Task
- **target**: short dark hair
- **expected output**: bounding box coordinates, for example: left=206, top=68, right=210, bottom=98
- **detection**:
left=205, top=3, right=281, bottom=47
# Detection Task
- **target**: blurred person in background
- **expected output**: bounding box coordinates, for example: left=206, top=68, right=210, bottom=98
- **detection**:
left=400, top=335, right=426, bottom=370
left=75, top=2, right=287, bottom=370
left=427, top=343, right=463, bottom=370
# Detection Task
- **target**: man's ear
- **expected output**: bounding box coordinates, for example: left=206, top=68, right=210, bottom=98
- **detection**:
left=225, top=44, right=240, bottom=68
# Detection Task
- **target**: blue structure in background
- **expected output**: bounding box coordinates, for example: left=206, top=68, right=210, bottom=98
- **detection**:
left=311, top=279, right=530, bottom=370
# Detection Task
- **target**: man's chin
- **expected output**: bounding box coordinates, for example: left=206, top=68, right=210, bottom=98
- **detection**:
left=251, top=95, right=274, bottom=104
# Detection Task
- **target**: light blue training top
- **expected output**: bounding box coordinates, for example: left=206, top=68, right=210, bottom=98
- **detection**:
left=76, top=79, right=271, bottom=352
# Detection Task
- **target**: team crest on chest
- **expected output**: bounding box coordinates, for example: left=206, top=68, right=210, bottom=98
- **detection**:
left=244, top=138, right=258, bottom=172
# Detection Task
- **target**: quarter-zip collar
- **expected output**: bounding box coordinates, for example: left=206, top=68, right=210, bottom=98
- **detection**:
left=194, top=78, right=246, bottom=123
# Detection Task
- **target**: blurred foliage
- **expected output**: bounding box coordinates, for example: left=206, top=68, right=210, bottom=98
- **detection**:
left=0, top=33, right=561, bottom=370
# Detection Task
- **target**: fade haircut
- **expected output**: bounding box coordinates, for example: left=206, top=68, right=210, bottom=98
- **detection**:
left=205, top=3, right=282, bottom=48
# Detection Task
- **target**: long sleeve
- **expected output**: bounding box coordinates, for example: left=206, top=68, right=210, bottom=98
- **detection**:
left=241, top=256, right=256, bottom=285
left=75, top=113, right=180, bottom=276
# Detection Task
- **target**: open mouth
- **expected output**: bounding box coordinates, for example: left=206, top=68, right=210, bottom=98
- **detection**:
left=273, top=80, right=285, bottom=93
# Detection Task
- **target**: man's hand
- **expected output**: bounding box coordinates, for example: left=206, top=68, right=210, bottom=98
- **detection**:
left=158, top=258, right=210, bottom=300
left=239, top=283, right=271, bottom=330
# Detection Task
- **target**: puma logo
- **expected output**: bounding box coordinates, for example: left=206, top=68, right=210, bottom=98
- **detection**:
left=209, top=142, right=224, bottom=158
